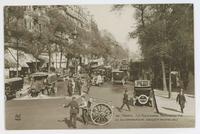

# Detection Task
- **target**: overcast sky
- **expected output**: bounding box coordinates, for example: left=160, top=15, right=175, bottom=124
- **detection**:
left=82, top=5, right=141, bottom=58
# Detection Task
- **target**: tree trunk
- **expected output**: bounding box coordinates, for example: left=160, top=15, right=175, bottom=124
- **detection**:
left=60, top=46, right=63, bottom=68
left=48, top=46, right=51, bottom=73
left=168, top=64, right=172, bottom=98
left=60, top=32, right=63, bottom=68
left=16, top=19, right=19, bottom=77
left=56, top=52, right=57, bottom=69
left=66, top=54, right=69, bottom=69
left=161, top=59, right=167, bottom=91
left=35, top=57, right=38, bottom=72
left=16, top=39, right=19, bottom=77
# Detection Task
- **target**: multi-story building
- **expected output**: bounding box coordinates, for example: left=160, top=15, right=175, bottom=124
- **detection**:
left=5, top=5, right=94, bottom=73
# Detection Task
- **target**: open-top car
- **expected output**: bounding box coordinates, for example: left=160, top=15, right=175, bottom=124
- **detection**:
left=134, top=80, right=153, bottom=106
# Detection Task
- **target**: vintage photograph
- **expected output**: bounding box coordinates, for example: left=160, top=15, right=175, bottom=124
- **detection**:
left=4, top=4, right=194, bottom=129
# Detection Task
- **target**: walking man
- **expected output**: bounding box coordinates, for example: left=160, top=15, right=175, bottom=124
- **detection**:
left=86, top=76, right=91, bottom=94
left=176, top=88, right=186, bottom=113
left=119, top=89, right=130, bottom=112
left=63, top=97, right=79, bottom=128
left=75, top=77, right=82, bottom=95
left=79, top=96, right=88, bottom=125
left=67, top=79, right=73, bottom=96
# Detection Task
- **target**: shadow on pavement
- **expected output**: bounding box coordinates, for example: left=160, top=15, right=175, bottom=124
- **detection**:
left=156, top=95, right=169, bottom=99
left=57, top=117, right=72, bottom=128
left=162, top=107, right=181, bottom=113
left=187, top=95, right=195, bottom=98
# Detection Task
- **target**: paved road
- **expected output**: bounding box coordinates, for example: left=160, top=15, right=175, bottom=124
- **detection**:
left=5, top=81, right=195, bottom=129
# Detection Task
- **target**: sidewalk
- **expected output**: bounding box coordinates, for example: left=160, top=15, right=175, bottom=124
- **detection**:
left=154, top=89, right=195, bottom=116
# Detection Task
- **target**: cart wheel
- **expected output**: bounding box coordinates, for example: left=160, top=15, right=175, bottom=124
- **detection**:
left=90, top=103, right=113, bottom=126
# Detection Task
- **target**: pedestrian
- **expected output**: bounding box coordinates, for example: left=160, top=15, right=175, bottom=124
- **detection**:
left=79, top=96, right=88, bottom=125
left=63, top=97, right=79, bottom=128
left=176, top=88, right=186, bottom=113
left=119, top=89, right=130, bottom=112
left=67, top=79, right=73, bottom=96
left=122, top=77, right=125, bottom=86
left=75, top=77, right=82, bottom=95
left=86, top=76, right=91, bottom=94
left=96, top=73, right=102, bottom=86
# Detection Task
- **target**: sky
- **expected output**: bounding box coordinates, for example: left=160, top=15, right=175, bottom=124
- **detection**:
left=82, top=5, right=141, bottom=58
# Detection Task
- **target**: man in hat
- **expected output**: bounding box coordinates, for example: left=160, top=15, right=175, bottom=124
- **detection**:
left=119, top=89, right=130, bottom=112
left=63, top=97, right=79, bottom=128
left=79, top=96, right=88, bottom=125
left=176, top=88, right=186, bottom=113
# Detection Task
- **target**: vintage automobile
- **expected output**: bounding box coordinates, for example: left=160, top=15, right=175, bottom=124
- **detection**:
left=28, top=72, right=57, bottom=97
left=111, top=70, right=125, bottom=84
left=5, top=77, right=23, bottom=100
left=134, top=80, right=153, bottom=106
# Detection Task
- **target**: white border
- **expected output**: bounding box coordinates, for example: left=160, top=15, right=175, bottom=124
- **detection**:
left=0, top=0, right=200, bottom=134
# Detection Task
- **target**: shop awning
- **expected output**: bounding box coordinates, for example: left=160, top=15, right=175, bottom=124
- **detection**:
left=4, top=47, right=39, bottom=68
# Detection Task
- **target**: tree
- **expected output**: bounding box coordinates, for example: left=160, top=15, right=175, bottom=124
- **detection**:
left=4, top=6, right=29, bottom=76
left=24, top=7, right=50, bottom=71
left=112, top=4, right=194, bottom=97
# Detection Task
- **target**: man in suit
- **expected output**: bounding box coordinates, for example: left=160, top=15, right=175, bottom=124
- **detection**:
left=176, top=88, right=186, bottom=113
left=63, top=97, right=79, bottom=128
left=119, top=89, right=130, bottom=112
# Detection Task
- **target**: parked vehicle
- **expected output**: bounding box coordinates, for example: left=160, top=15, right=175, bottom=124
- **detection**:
left=29, top=72, right=57, bottom=97
left=5, top=77, right=23, bottom=100
left=133, top=80, right=153, bottom=106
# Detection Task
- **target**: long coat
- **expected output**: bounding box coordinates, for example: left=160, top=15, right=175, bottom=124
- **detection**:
left=176, top=93, right=186, bottom=107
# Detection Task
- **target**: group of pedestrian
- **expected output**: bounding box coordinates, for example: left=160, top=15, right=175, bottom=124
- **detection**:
left=63, top=96, right=93, bottom=128
left=67, top=76, right=83, bottom=97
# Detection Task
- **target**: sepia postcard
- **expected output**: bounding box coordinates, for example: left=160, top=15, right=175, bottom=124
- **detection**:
left=2, top=1, right=198, bottom=132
